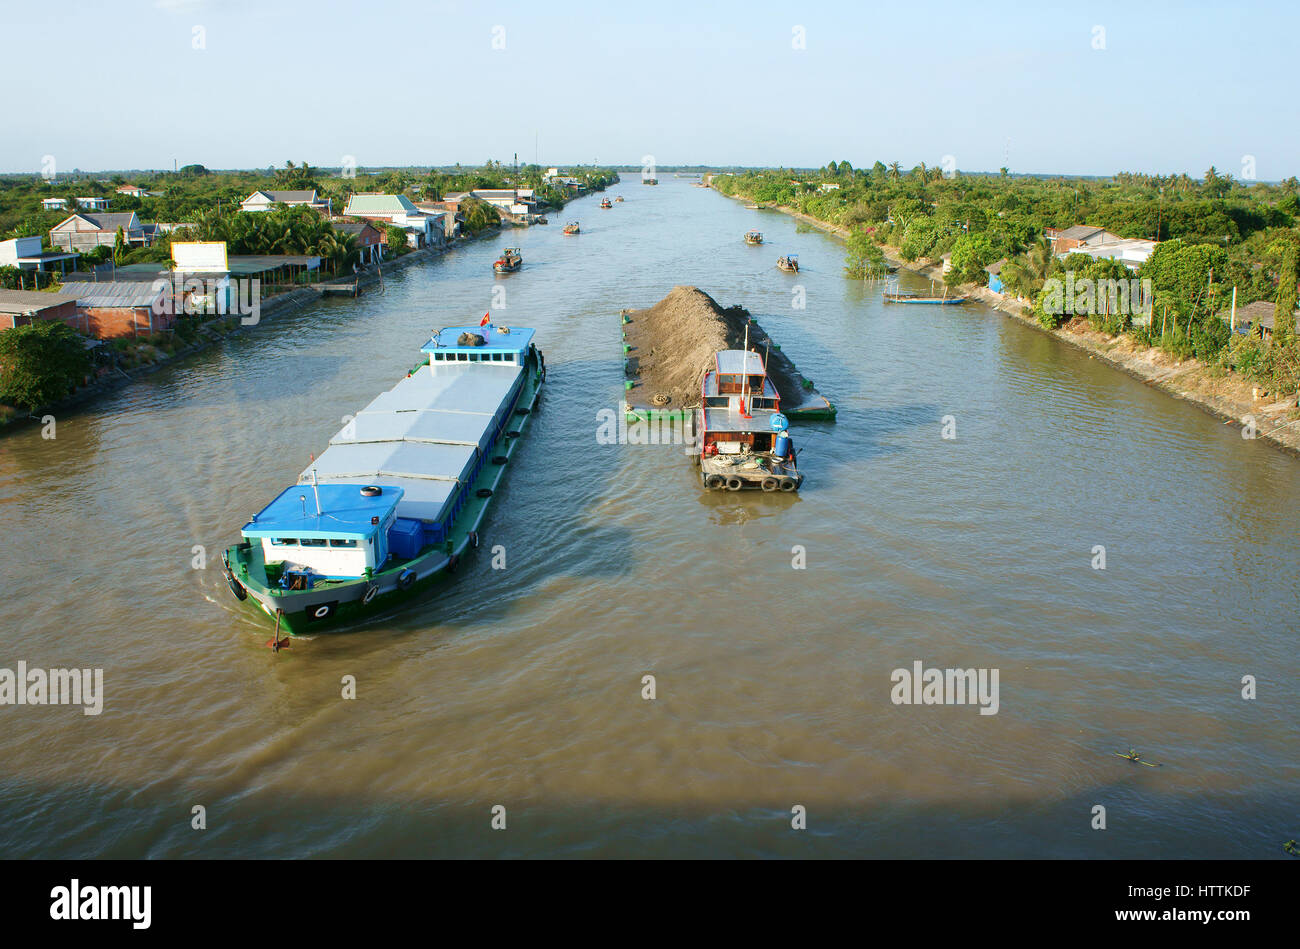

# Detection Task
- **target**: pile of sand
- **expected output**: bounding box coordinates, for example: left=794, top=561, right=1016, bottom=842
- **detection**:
left=623, top=286, right=808, bottom=410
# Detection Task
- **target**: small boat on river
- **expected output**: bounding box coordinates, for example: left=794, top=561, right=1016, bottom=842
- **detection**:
left=563, top=222, right=580, bottom=235
left=492, top=248, right=522, bottom=273
left=614, top=196, right=624, bottom=202
left=223, top=322, right=546, bottom=638
left=882, top=290, right=967, bottom=304
left=695, top=345, right=803, bottom=493
left=600, top=198, right=612, bottom=209
left=777, top=254, right=799, bottom=273
left=744, top=230, right=763, bottom=245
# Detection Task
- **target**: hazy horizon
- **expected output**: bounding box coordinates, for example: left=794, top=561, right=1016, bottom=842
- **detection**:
left=5, top=0, right=1297, bottom=180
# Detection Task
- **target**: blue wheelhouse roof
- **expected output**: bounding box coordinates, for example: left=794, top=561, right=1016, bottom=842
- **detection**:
left=242, top=483, right=403, bottom=540
left=422, top=325, right=534, bottom=358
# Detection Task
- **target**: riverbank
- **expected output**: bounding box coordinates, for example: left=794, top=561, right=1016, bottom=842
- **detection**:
left=0, top=231, right=500, bottom=435
left=716, top=188, right=1300, bottom=456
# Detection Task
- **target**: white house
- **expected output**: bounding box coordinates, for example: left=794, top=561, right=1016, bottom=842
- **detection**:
left=1069, top=235, right=1159, bottom=270
left=0, top=235, right=80, bottom=273
left=342, top=194, right=444, bottom=249
left=76, top=197, right=110, bottom=210
left=240, top=189, right=331, bottom=213
left=42, top=197, right=68, bottom=211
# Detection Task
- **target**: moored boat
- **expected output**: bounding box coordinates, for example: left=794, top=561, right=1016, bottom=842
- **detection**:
left=882, top=290, right=967, bottom=304
left=493, top=247, right=522, bottom=273
left=600, top=198, right=612, bottom=209
left=776, top=254, right=799, bottom=273
left=223, top=322, right=546, bottom=638
left=563, top=222, right=580, bottom=235
left=744, top=230, right=763, bottom=245
left=614, top=196, right=624, bottom=202
left=695, top=345, right=803, bottom=492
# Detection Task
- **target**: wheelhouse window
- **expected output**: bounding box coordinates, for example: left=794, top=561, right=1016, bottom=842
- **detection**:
left=329, top=539, right=358, bottom=548
left=300, top=538, right=327, bottom=547
left=270, top=538, right=298, bottom=546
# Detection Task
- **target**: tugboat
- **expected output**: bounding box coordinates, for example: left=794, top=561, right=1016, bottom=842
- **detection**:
left=694, top=336, right=803, bottom=493
left=563, top=222, right=580, bottom=235
left=614, top=196, right=624, bottom=203
left=744, top=230, right=763, bottom=245
left=776, top=254, right=799, bottom=273
left=600, top=197, right=612, bottom=209
left=222, top=320, right=546, bottom=639
left=492, top=247, right=522, bottom=273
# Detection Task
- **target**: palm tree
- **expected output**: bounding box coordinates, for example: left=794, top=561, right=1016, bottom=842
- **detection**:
left=888, top=162, right=901, bottom=181
left=1000, top=237, right=1055, bottom=299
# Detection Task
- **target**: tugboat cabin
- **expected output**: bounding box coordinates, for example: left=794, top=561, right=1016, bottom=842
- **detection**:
left=242, top=483, right=403, bottom=583
left=700, top=350, right=782, bottom=453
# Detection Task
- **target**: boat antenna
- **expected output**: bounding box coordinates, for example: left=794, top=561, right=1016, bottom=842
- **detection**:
left=742, top=322, right=750, bottom=414
left=311, top=467, right=322, bottom=516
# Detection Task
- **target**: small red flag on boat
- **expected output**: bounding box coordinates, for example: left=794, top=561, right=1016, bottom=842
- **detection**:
left=480, top=312, right=490, bottom=327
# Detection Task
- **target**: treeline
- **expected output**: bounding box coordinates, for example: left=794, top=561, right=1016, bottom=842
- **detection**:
left=0, top=160, right=620, bottom=244
left=713, top=162, right=1300, bottom=396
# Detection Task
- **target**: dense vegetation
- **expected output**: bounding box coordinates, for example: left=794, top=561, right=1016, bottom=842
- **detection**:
left=0, top=321, right=93, bottom=410
left=0, top=160, right=619, bottom=266
left=713, top=163, right=1300, bottom=396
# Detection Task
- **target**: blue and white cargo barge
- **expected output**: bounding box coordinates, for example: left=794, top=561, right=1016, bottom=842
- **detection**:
left=223, top=322, right=545, bottom=639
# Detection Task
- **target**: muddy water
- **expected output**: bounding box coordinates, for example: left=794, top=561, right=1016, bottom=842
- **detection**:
left=1, top=178, right=1297, bottom=858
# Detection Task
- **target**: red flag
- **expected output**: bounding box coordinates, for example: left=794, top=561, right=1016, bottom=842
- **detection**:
left=480, top=312, right=490, bottom=327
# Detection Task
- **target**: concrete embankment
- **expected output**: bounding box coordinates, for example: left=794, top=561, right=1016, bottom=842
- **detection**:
left=716, top=189, right=1300, bottom=456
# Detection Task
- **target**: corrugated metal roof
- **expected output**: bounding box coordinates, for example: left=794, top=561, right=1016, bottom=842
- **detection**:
left=0, top=289, right=79, bottom=314
left=246, top=190, right=317, bottom=203
left=344, top=194, right=419, bottom=215
left=65, top=212, right=140, bottom=232
left=69, top=281, right=164, bottom=308
left=715, top=350, right=766, bottom=374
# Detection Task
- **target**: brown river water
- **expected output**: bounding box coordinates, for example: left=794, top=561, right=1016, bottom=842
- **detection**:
left=1, top=178, right=1297, bottom=858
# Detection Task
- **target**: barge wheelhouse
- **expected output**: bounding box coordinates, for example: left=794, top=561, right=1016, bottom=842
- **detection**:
left=695, top=348, right=803, bottom=492
left=223, top=323, right=545, bottom=637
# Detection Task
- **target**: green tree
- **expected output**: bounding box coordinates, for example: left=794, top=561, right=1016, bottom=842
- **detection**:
left=385, top=225, right=409, bottom=253
left=1272, top=242, right=1297, bottom=346
left=0, top=320, right=93, bottom=410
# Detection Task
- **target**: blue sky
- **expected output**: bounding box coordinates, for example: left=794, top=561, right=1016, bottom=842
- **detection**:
left=5, top=0, right=1296, bottom=177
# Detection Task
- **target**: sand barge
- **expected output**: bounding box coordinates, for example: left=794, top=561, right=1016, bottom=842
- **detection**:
left=620, top=286, right=836, bottom=421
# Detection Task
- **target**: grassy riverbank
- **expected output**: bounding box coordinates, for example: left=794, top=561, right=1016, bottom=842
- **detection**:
left=714, top=185, right=1300, bottom=456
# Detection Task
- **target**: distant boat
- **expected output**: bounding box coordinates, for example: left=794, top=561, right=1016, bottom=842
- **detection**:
left=493, top=248, right=522, bottom=273
left=536, top=216, right=549, bottom=225
left=882, top=290, right=967, bottom=304
left=563, top=222, right=580, bottom=235
left=614, top=196, right=624, bottom=202
left=642, top=178, right=658, bottom=185
left=777, top=254, right=799, bottom=273
left=600, top=197, right=612, bottom=209
left=744, top=230, right=763, bottom=245
left=744, top=203, right=760, bottom=210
